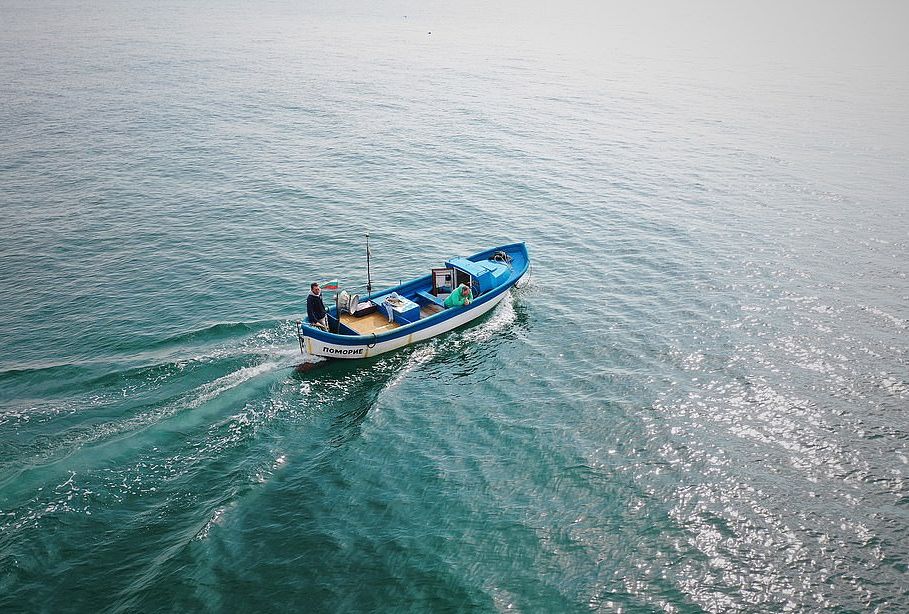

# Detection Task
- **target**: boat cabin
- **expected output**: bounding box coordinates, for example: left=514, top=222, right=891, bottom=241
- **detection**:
left=443, top=256, right=511, bottom=294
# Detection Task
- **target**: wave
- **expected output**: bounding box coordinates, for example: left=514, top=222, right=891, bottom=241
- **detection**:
left=144, top=319, right=279, bottom=350
left=0, top=319, right=303, bottom=403
left=0, top=320, right=279, bottom=378
left=860, top=305, right=907, bottom=330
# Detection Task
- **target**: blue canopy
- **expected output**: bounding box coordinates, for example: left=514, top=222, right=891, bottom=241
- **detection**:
left=445, top=256, right=510, bottom=294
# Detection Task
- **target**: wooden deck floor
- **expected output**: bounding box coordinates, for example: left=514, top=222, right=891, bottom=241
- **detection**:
left=420, top=304, right=444, bottom=318
left=340, top=304, right=444, bottom=335
left=340, top=312, right=399, bottom=334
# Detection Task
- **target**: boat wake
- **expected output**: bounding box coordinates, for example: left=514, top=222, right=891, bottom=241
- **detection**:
left=0, top=319, right=308, bottom=497
left=0, top=299, right=528, bottom=543
left=461, top=292, right=518, bottom=343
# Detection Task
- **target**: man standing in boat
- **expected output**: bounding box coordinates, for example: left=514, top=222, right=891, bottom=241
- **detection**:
left=307, top=282, right=329, bottom=330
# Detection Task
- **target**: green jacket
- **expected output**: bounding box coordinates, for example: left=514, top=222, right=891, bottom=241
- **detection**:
left=443, top=284, right=473, bottom=308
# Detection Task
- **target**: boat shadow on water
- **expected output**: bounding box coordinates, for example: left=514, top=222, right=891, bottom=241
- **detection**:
left=290, top=296, right=531, bottom=448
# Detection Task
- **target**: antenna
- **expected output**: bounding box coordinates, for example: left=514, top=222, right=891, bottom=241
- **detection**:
left=365, top=233, right=373, bottom=295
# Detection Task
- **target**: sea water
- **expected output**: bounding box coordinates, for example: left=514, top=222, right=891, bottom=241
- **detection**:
left=1, top=1, right=907, bottom=611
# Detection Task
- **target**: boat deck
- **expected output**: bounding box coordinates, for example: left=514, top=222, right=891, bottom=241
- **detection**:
left=339, top=304, right=443, bottom=335
left=420, top=304, right=444, bottom=318
left=340, top=312, right=399, bottom=334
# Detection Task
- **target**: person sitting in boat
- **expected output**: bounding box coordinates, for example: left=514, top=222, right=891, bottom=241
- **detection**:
left=307, top=282, right=329, bottom=330
left=443, top=283, right=472, bottom=309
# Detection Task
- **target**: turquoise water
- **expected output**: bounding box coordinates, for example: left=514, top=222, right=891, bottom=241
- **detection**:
left=2, top=1, right=908, bottom=611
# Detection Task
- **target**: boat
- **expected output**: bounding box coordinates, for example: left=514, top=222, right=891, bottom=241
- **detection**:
left=297, top=242, right=529, bottom=359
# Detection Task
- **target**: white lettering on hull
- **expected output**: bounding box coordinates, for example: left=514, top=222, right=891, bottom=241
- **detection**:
left=322, top=346, right=364, bottom=355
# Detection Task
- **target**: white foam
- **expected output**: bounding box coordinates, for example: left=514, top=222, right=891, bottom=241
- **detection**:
left=385, top=344, right=438, bottom=389
left=462, top=293, right=517, bottom=343
left=187, top=361, right=281, bottom=409
left=194, top=505, right=228, bottom=541
left=861, top=305, right=907, bottom=329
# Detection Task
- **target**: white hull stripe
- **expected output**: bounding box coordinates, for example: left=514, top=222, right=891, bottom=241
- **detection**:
left=306, top=291, right=508, bottom=359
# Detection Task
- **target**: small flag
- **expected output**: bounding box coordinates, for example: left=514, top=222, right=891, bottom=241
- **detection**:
left=321, top=279, right=339, bottom=291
